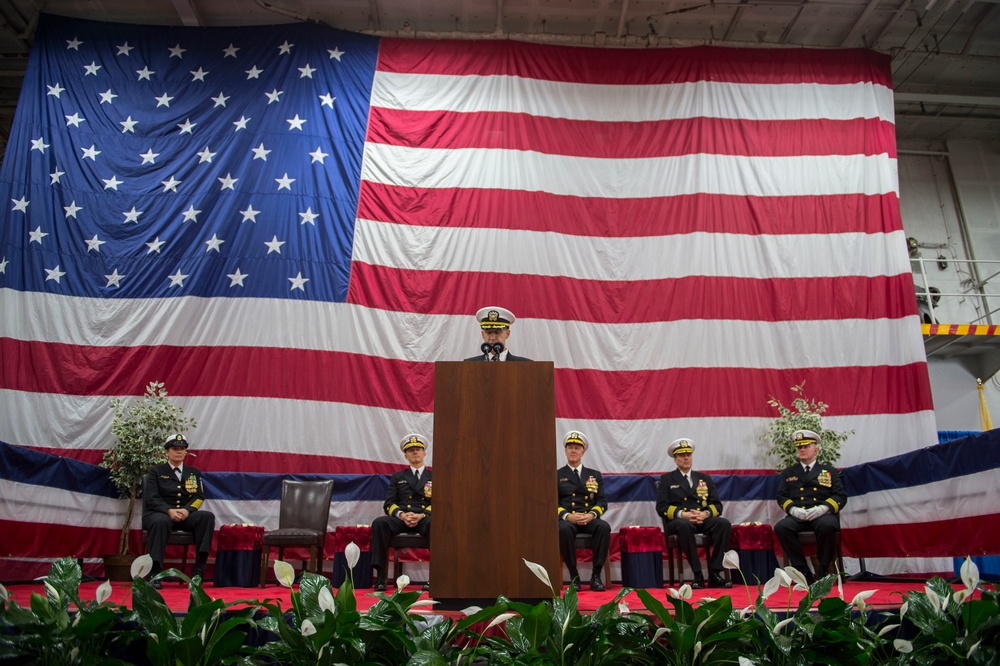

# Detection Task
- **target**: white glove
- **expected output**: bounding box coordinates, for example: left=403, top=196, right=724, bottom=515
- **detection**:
left=790, top=507, right=809, bottom=520
left=806, top=505, right=831, bottom=521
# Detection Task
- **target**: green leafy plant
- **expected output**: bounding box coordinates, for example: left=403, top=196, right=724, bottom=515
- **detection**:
left=761, top=382, right=853, bottom=470
left=3, top=555, right=997, bottom=664
left=101, top=381, right=196, bottom=555
left=0, top=557, right=140, bottom=664
left=886, top=560, right=999, bottom=665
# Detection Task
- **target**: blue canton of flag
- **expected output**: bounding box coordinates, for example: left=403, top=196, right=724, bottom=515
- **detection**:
left=0, top=14, right=378, bottom=302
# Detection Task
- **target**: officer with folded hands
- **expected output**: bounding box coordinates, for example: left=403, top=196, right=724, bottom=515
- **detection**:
left=773, top=429, right=847, bottom=583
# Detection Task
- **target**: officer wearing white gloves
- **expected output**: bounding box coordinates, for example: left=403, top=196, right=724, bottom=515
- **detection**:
left=773, top=429, right=847, bottom=583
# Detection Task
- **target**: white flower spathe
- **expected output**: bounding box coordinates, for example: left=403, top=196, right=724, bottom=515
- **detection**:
left=96, top=580, right=112, bottom=604
left=274, top=560, right=295, bottom=588
left=131, top=554, right=153, bottom=580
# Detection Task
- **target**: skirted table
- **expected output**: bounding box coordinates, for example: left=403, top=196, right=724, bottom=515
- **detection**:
left=213, top=524, right=265, bottom=588
left=619, top=526, right=664, bottom=589
left=331, top=526, right=373, bottom=589
left=730, top=522, right=779, bottom=585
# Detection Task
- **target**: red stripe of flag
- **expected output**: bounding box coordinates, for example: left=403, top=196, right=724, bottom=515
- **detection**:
left=356, top=184, right=903, bottom=236
left=348, top=264, right=920, bottom=322
left=376, top=39, right=893, bottom=87
left=1, top=339, right=933, bottom=417
left=367, top=109, right=898, bottom=159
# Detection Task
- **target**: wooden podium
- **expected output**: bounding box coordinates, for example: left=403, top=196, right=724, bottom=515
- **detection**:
left=430, top=361, right=560, bottom=606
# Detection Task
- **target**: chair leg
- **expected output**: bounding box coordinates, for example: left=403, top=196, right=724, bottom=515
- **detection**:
left=666, top=546, right=675, bottom=586
left=392, top=547, right=402, bottom=581
left=260, top=546, right=269, bottom=588
left=604, top=553, right=611, bottom=587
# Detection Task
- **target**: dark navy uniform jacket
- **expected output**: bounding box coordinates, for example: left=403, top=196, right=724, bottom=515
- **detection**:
left=655, top=469, right=724, bottom=520
left=142, top=463, right=207, bottom=517
left=557, top=465, right=607, bottom=518
left=383, top=468, right=432, bottom=517
left=776, top=461, right=847, bottom=514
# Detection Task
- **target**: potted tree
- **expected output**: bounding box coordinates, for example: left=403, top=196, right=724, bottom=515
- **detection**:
left=761, top=382, right=852, bottom=469
left=100, top=381, right=196, bottom=580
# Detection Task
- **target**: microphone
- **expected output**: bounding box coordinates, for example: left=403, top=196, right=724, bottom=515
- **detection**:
left=481, top=342, right=492, bottom=356
left=491, top=342, right=505, bottom=356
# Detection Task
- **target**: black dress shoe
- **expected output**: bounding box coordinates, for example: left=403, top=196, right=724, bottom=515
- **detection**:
left=571, top=579, right=582, bottom=591
left=191, top=568, right=205, bottom=581
left=708, top=573, right=732, bottom=589
left=373, top=579, right=387, bottom=592
left=422, top=581, right=430, bottom=591
left=589, top=576, right=606, bottom=592
left=151, top=579, right=162, bottom=589
left=691, top=573, right=706, bottom=589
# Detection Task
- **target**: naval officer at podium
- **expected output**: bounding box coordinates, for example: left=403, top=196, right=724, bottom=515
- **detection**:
left=464, top=306, right=533, bottom=362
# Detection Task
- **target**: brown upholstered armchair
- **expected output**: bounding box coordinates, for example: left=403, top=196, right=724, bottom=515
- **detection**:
left=259, top=479, right=334, bottom=587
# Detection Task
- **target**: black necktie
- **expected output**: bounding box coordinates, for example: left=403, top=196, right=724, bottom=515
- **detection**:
left=414, top=469, right=420, bottom=483
left=574, top=468, right=580, bottom=482
left=683, top=473, right=691, bottom=487
left=804, top=465, right=811, bottom=475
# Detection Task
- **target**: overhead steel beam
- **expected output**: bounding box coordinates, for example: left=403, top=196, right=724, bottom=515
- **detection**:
left=840, top=0, right=883, bottom=46
left=895, top=92, right=1000, bottom=107
left=170, top=0, right=203, bottom=26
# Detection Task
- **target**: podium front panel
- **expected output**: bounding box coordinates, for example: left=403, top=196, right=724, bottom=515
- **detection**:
left=431, top=361, right=560, bottom=601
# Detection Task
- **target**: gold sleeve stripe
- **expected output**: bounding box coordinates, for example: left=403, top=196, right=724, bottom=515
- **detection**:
left=825, top=498, right=840, bottom=512
left=781, top=499, right=793, bottom=511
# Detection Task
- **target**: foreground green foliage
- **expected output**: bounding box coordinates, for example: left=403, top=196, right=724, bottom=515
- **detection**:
left=1, top=556, right=997, bottom=665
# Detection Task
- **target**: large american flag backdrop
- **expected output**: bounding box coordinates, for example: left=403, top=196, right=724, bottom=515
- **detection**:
left=3, top=14, right=994, bottom=578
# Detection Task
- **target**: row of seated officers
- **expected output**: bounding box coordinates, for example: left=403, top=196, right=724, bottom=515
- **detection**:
left=369, top=427, right=847, bottom=591
left=141, top=307, right=846, bottom=591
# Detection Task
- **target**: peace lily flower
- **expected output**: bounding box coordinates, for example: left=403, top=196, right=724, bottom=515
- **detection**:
left=522, top=558, right=553, bottom=592
left=968, top=639, right=982, bottom=658
left=0, top=582, right=8, bottom=601
left=668, top=583, right=693, bottom=599
left=618, top=602, right=629, bottom=615
left=461, top=606, right=483, bottom=616
left=345, top=542, right=361, bottom=570
left=899, top=600, right=908, bottom=619
left=772, top=617, right=795, bottom=634
left=301, top=619, right=317, bottom=637
left=836, top=561, right=844, bottom=600
left=894, top=639, right=913, bottom=653
left=739, top=657, right=755, bottom=666
left=486, top=612, right=517, bottom=630
left=784, top=566, right=809, bottom=591
left=722, top=550, right=740, bottom=571
left=318, top=586, right=335, bottom=613
left=131, top=554, right=153, bottom=580
left=396, top=574, right=410, bottom=591
left=410, top=599, right=439, bottom=609
left=954, top=588, right=973, bottom=604
left=692, top=641, right=702, bottom=660
left=960, top=556, right=980, bottom=592
left=44, top=581, right=60, bottom=603
left=96, top=580, right=112, bottom=604
left=274, top=560, right=295, bottom=588
left=648, top=627, right=670, bottom=646
left=878, top=623, right=900, bottom=637
left=773, top=567, right=792, bottom=588
left=850, top=589, right=877, bottom=611
left=761, top=574, right=781, bottom=600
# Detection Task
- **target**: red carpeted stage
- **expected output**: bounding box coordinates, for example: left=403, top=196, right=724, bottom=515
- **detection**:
left=3, top=579, right=951, bottom=616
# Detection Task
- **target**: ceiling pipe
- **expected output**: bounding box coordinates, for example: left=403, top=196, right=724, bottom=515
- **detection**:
left=169, top=0, right=203, bottom=26
left=616, top=0, right=630, bottom=39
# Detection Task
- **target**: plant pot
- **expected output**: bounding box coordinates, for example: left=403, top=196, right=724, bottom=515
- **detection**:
left=102, top=553, right=138, bottom=582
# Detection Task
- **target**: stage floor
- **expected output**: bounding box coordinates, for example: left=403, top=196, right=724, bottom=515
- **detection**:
left=4, top=579, right=947, bottom=615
